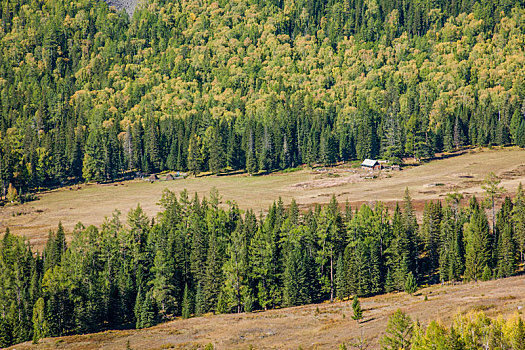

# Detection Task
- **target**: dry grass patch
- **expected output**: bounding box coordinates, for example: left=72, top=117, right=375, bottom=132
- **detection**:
left=2, top=147, right=525, bottom=250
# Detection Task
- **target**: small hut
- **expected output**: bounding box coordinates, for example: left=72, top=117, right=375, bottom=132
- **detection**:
left=148, top=174, right=158, bottom=182
left=361, top=159, right=381, bottom=170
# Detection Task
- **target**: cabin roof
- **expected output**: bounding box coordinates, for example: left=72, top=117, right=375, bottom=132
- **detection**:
left=361, top=159, right=379, bottom=167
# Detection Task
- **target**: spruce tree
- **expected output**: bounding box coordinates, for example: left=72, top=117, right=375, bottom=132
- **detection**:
left=245, top=131, right=258, bottom=174
left=181, top=283, right=192, bottom=319
left=439, top=207, right=463, bottom=282
left=208, top=126, right=224, bottom=174
left=150, top=248, right=177, bottom=318
left=351, top=295, right=363, bottom=322
left=513, top=183, right=525, bottom=265
left=194, top=284, right=204, bottom=316
left=82, top=128, right=105, bottom=182
left=134, top=287, right=144, bottom=329
left=140, top=291, right=156, bottom=328
left=187, top=134, right=202, bottom=176
left=335, top=253, right=348, bottom=300
left=43, top=222, right=66, bottom=272
left=223, top=223, right=248, bottom=313
left=464, top=207, right=491, bottom=281
left=404, top=272, right=417, bottom=295
left=283, top=246, right=309, bottom=307
left=203, top=231, right=222, bottom=313
left=496, top=221, right=516, bottom=278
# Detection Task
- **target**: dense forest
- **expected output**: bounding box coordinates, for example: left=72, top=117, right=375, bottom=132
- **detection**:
left=1, top=181, right=525, bottom=346
left=2, top=0, right=525, bottom=196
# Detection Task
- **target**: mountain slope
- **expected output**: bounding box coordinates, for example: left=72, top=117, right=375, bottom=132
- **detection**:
left=2, top=0, right=525, bottom=194
left=11, top=276, right=525, bottom=349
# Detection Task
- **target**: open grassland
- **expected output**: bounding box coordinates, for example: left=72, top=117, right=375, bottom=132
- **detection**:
left=1, top=147, right=525, bottom=250
left=10, top=275, right=525, bottom=349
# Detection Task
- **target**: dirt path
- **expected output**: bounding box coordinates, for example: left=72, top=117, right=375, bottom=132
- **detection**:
left=11, top=275, right=525, bottom=349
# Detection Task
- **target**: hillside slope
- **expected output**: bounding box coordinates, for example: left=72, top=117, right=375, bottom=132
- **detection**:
left=2, top=0, right=525, bottom=194
left=11, top=276, right=525, bottom=349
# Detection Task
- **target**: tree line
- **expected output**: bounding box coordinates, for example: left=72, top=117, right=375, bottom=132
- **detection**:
left=1, top=180, right=525, bottom=347
left=3, top=0, right=525, bottom=196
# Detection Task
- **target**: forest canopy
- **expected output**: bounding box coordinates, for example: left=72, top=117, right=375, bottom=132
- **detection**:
left=1, top=0, right=525, bottom=194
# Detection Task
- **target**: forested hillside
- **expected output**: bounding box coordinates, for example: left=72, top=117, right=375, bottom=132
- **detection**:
left=1, top=0, right=525, bottom=196
left=1, top=183, right=525, bottom=346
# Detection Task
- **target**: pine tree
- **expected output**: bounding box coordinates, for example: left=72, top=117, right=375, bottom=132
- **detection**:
left=350, top=240, right=371, bottom=296
left=439, top=206, right=463, bottom=282
left=402, top=189, right=419, bottom=274
left=223, top=223, right=248, bottom=313
left=404, top=272, right=417, bottom=295
left=103, top=125, right=121, bottom=180
left=144, top=118, right=161, bottom=172
left=335, top=253, right=348, bottom=300
left=187, top=134, right=202, bottom=176
left=150, top=248, right=177, bottom=318
left=481, top=265, right=492, bottom=281
left=351, top=295, right=363, bottom=322
left=464, top=207, right=491, bottom=281
left=181, top=283, right=192, bottom=319
left=131, top=121, right=144, bottom=171
left=249, top=226, right=273, bottom=310
left=513, top=183, right=525, bottom=265
left=134, top=287, right=144, bottom=329
left=283, top=246, right=309, bottom=307
left=190, top=202, right=207, bottom=285
left=389, top=204, right=415, bottom=291
left=82, top=128, right=105, bottom=182
left=280, top=135, right=292, bottom=169
left=140, top=291, right=156, bottom=328
left=496, top=221, right=516, bottom=278
left=259, top=126, right=274, bottom=172
left=194, top=284, right=204, bottom=316
left=208, top=126, right=224, bottom=174
left=245, top=131, right=258, bottom=174
left=44, top=222, right=66, bottom=272
left=368, top=239, right=383, bottom=295
left=420, top=201, right=442, bottom=277
left=203, top=231, right=222, bottom=313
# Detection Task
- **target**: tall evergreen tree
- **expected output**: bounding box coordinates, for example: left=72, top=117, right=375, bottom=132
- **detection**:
left=464, top=205, right=491, bottom=281
left=203, top=231, right=222, bottom=313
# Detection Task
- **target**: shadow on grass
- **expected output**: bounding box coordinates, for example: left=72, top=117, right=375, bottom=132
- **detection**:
left=359, top=317, right=376, bottom=324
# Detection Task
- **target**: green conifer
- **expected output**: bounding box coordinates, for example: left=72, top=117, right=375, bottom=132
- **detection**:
left=351, top=295, right=363, bottom=322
